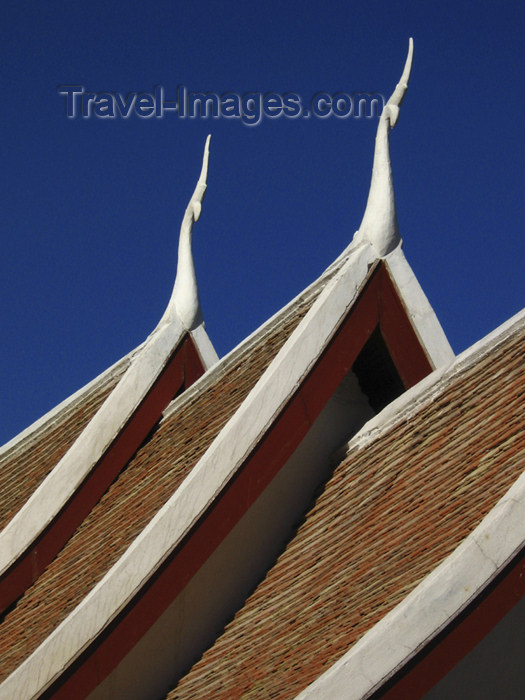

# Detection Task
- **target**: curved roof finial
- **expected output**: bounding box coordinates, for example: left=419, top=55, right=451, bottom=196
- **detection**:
left=357, top=38, right=413, bottom=257
left=161, top=134, right=211, bottom=330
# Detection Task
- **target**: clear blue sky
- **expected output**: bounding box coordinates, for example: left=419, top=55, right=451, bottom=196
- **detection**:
left=1, top=1, right=524, bottom=444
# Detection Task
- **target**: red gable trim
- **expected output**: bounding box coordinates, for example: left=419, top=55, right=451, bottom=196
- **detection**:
left=40, top=262, right=434, bottom=699
left=0, top=336, right=205, bottom=616
left=372, top=547, right=525, bottom=699
left=378, top=266, right=434, bottom=385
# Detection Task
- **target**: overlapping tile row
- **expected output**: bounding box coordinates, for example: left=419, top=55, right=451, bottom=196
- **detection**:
left=167, top=324, right=525, bottom=699
left=0, top=358, right=130, bottom=531
left=0, top=285, right=319, bottom=683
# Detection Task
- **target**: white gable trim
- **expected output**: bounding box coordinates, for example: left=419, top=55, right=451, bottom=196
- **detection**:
left=0, top=235, right=459, bottom=699
left=0, top=320, right=174, bottom=577
left=190, top=324, right=219, bottom=368
left=384, top=246, right=454, bottom=369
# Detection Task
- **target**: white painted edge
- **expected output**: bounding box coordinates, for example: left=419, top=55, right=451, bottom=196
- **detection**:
left=0, top=239, right=379, bottom=700
left=295, top=309, right=525, bottom=700
left=0, top=345, right=143, bottom=459
left=384, top=246, right=454, bottom=369
left=0, top=319, right=185, bottom=578
left=190, top=323, right=219, bottom=369
left=0, top=319, right=218, bottom=577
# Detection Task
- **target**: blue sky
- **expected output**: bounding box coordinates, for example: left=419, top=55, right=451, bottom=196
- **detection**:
left=1, top=1, right=524, bottom=444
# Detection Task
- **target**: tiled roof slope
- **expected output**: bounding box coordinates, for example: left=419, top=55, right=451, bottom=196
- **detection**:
left=0, top=261, right=333, bottom=684
left=0, top=356, right=130, bottom=531
left=167, top=316, right=525, bottom=699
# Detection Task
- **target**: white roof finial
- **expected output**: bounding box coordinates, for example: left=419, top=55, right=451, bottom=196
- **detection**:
left=357, top=38, right=413, bottom=257
left=161, top=135, right=211, bottom=330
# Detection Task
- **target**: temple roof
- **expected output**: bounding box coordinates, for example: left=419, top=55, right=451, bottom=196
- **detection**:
left=167, top=309, right=525, bottom=699
left=0, top=41, right=522, bottom=700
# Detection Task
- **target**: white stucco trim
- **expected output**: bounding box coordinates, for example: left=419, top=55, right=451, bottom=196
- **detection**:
left=190, top=323, right=219, bottom=369
left=0, top=131, right=219, bottom=574
left=0, top=240, right=380, bottom=700
left=384, top=246, right=454, bottom=369
left=295, top=309, right=525, bottom=700
left=0, top=232, right=346, bottom=589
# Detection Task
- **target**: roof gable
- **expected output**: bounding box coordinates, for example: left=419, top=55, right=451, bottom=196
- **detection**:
left=0, top=140, right=218, bottom=615
left=167, top=310, right=525, bottom=700
left=0, top=233, right=451, bottom=697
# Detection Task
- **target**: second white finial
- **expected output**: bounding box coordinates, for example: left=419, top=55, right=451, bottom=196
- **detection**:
left=161, top=135, right=211, bottom=331
left=357, top=38, right=413, bottom=257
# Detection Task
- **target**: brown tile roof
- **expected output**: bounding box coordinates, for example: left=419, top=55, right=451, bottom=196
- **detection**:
left=166, top=319, right=525, bottom=699
left=0, top=276, right=324, bottom=683
left=0, top=357, right=130, bottom=531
